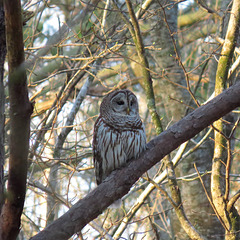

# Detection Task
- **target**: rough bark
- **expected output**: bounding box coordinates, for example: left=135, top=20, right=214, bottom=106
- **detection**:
left=0, top=0, right=33, bottom=239
left=148, top=0, right=188, bottom=124
left=30, top=80, right=240, bottom=240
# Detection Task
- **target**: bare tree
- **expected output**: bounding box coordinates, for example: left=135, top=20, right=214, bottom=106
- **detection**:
left=1, top=0, right=240, bottom=239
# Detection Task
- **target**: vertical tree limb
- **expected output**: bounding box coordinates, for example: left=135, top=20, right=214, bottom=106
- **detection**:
left=211, top=0, right=240, bottom=238
left=0, top=0, right=33, bottom=239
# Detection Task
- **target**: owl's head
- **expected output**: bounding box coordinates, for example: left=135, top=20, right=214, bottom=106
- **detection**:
left=100, top=89, right=139, bottom=117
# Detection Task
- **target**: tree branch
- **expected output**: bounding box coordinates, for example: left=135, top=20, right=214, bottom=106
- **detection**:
left=211, top=0, right=240, bottom=236
left=124, top=0, right=162, bottom=134
left=30, top=80, right=240, bottom=240
left=46, top=61, right=95, bottom=225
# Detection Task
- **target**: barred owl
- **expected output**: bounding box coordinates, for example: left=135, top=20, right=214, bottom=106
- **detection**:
left=93, top=89, right=146, bottom=186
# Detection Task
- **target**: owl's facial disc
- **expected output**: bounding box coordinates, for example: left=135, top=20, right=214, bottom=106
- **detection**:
left=111, top=93, right=138, bottom=116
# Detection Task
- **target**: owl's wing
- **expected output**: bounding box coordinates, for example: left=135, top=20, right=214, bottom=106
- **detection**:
left=93, top=117, right=104, bottom=185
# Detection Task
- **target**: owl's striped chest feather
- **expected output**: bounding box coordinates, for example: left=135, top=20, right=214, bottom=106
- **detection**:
left=93, top=117, right=146, bottom=185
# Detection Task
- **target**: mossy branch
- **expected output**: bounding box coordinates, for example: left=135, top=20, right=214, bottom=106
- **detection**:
left=211, top=0, right=240, bottom=238
left=112, top=0, right=162, bottom=134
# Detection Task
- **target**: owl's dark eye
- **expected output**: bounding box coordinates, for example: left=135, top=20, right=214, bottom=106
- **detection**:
left=117, top=100, right=124, bottom=105
left=130, top=100, right=135, bottom=106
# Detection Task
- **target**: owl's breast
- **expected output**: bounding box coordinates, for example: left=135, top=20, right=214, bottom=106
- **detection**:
left=94, top=117, right=146, bottom=183
left=121, top=129, right=146, bottom=160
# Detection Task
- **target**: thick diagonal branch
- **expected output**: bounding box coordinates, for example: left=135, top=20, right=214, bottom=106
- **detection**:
left=30, top=80, right=240, bottom=240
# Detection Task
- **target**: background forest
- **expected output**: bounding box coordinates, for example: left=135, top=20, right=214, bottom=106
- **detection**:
left=1, top=0, right=240, bottom=239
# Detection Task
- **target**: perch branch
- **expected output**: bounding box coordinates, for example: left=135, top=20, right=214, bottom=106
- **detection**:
left=30, top=80, right=240, bottom=240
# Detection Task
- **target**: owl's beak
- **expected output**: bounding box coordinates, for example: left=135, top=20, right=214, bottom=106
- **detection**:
left=126, top=107, right=130, bottom=115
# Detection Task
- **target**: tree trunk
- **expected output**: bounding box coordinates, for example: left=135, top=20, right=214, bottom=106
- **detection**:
left=0, top=0, right=33, bottom=239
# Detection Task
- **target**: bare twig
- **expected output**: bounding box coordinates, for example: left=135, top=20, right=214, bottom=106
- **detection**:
left=196, top=0, right=222, bottom=18
left=227, top=190, right=240, bottom=212
left=224, top=139, right=232, bottom=201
